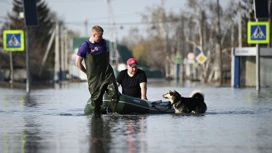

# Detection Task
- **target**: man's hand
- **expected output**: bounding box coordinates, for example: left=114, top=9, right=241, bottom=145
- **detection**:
left=75, top=55, right=87, bottom=75
left=142, top=97, right=148, bottom=100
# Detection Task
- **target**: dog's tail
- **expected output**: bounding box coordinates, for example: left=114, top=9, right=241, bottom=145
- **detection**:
left=190, top=90, right=204, bottom=99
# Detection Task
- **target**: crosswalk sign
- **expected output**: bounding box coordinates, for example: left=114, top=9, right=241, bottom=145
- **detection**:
left=247, top=21, right=270, bottom=44
left=3, top=30, right=25, bottom=51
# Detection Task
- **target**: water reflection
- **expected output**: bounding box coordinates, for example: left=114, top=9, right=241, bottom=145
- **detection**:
left=21, top=94, right=42, bottom=153
left=1, top=98, right=42, bottom=153
left=22, top=93, right=37, bottom=107
left=23, top=115, right=42, bottom=153
left=88, top=115, right=147, bottom=153
left=90, top=116, right=108, bottom=153
left=125, top=115, right=146, bottom=153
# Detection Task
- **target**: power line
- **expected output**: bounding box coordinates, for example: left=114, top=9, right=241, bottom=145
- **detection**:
left=65, top=18, right=181, bottom=26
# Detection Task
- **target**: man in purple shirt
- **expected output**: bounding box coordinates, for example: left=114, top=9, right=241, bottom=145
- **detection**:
left=76, top=25, right=119, bottom=117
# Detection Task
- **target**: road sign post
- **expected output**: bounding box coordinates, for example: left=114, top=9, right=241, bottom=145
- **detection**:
left=2, top=30, right=25, bottom=84
left=22, top=0, right=38, bottom=93
left=247, top=21, right=270, bottom=91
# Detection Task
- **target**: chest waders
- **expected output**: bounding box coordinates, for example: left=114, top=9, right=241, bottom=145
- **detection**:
left=84, top=51, right=119, bottom=115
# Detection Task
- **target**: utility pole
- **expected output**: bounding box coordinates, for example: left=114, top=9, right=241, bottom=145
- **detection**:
left=160, top=0, right=170, bottom=78
left=61, top=26, right=65, bottom=80
left=253, top=0, right=269, bottom=90
left=105, top=0, right=119, bottom=75
left=25, top=26, right=30, bottom=92
left=268, top=0, right=271, bottom=47
left=179, top=16, right=185, bottom=82
left=54, top=20, right=60, bottom=82
left=7, top=22, right=14, bottom=84
left=238, top=2, right=243, bottom=47
left=40, top=29, right=55, bottom=75
left=84, top=19, right=88, bottom=37
left=215, top=0, right=222, bottom=86
left=64, top=30, right=68, bottom=77
left=22, top=0, right=38, bottom=93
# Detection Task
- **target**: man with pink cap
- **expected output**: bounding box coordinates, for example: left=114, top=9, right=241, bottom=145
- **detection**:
left=117, top=58, right=148, bottom=100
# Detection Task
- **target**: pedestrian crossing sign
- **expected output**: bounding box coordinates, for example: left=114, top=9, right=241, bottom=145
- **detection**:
left=3, top=30, right=25, bottom=51
left=247, top=21, right=270, bottom=44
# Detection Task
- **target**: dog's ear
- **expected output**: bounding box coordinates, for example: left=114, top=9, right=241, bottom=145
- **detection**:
left=174, top=90, right=181, bottom=97
left=169, top=90, right=175, bottom=96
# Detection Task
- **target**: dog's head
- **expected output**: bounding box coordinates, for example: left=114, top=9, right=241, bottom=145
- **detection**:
left=162, top=90, right=182, bottom=104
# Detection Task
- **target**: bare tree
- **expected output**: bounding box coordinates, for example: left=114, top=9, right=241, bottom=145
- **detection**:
left=120, top=0, right=249, bottom=85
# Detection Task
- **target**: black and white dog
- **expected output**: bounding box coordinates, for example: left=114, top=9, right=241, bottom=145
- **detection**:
left=163, top=90, right=207, bottom=114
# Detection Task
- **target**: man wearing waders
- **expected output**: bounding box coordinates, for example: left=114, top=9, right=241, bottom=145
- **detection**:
left=76, top=25, right=119, bottom=117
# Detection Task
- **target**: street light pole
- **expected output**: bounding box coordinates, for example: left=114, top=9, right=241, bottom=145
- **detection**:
left=25, top=26, right=30, bottom=92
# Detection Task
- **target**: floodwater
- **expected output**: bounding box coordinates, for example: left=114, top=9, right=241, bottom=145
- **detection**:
left=0, top=80, right=272, bottom=153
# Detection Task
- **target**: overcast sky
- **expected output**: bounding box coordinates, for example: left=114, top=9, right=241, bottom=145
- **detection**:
left=0, top=0, right=228, bottom=40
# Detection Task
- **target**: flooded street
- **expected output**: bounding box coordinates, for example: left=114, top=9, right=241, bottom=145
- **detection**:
left=1, top=80, right=272, bottom=153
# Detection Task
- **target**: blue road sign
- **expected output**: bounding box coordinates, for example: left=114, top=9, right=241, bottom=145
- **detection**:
left=3, top=30, right=25, bottom=51
left=247, top=21, right=269, bottom=44
left=250, top=25, right=266, bottom=40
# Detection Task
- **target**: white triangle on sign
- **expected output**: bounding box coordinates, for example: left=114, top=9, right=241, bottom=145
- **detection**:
left=8, top=34, right=20, bottom=47
left=251, top=26, right=265, bottom=39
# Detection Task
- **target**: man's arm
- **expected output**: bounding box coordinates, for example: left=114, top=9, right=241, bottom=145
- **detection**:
left=140, top=82, right=147, bottom=100
left=75, top=55, right=87, bottom=75
left=116, top=71, right=123, bottom=87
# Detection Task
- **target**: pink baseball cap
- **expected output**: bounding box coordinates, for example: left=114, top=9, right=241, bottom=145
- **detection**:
left=127, top=58, right=137, bottom=67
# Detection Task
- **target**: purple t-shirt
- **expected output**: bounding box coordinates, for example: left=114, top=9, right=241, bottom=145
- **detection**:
left=77, top=39, right=108, bottom=58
